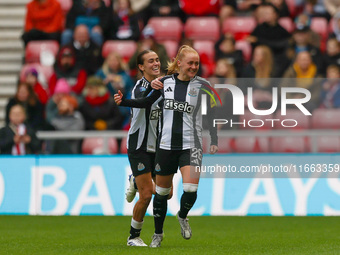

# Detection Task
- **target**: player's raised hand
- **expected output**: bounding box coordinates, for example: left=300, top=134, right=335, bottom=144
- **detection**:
left=151, top=77, right=164, bottom=90
left=114, top=90, right=123, bottom=105
left=210, top=145, right=218, bottom=155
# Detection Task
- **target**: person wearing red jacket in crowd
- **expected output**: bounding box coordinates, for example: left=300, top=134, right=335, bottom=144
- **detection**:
left=22, top=0, right=64, bottom=46
left=49, top=46, right=87, bottom=96
left=23, top=68, right=49, bottom=105
left=179, top=0, right=220, bottom=17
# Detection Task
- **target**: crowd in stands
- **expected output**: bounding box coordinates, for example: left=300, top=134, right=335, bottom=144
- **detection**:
left=2, top=0, right=340, bottom=155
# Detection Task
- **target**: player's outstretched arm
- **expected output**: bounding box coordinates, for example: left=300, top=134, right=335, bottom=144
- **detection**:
left=119, top=90, right=162, bottom=108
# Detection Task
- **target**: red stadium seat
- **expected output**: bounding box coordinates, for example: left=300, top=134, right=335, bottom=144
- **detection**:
left=120, top=137, right=127, bottom=154
left=148, top=17, right=183, bottom=41
left=222, top=17, right=256, bottom=41
left=274, top=109, right=311, bottom=129
left=185, top=17, right=220, bottom=41
left=316, top=136, right=340, bottom=152
left=82, top=137, right=119, bottom=154
left=102, top=40, right=137, bottom=62
left=20, top=63, right=54, bottom=83
left=278, top=17, right=294, bottom=33
left=239, top=110, right=274, bottom=130
left=25, top=40, right=59, bottom=64
left=193, top=40, right=215, bottom=61
left=271, top=136, right=307, bottom=153
left=160, top=40, right=178, bottom=59
left=57, top=0, right=72, bottom=14
left=235, top=40, right=252, bottom=63
left=234, top=137, right=270, bottom=153
left=311, top=109, right=340, bottom=129
left=216, top=137, right=232, bottom=153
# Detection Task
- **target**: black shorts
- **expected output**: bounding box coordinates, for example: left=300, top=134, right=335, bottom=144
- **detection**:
left=128, top=149, right=155, bottom=177
left=154, top=147, right=202, bottom=176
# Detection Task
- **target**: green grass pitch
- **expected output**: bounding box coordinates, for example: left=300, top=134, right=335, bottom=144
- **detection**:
left=1, top=216, right=340, bottom=254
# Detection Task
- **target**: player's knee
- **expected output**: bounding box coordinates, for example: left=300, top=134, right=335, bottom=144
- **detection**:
left=155, top=185, right=171, bottom=196
left=139, top=189, right=153, bottom=204
left=183, top=183, right=198, bottom=193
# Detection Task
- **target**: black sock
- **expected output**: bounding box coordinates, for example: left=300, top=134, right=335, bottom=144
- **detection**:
left=179, top=191, right=197, bottom=219
left=129, top=226, right=141, bottom=239
left=153, top=192, right=168, bottom=234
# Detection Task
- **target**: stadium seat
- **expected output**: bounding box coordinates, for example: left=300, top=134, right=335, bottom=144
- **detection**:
left=184, top=17, right=220, bottom=41
left=274, top=109, right=311, bottom=129
left=239, top=110, right=274, bottom=130
left=222, top=17, right=256, bottom=41
left=20, top=63, right=54, bottom=83
left=193, top=40, right=215, bottom=61
left=25, top=40, right=59, bottom=64
left=234, top=137, right=270, bottom=153
left=235, top=40, right=252, bottom=63
left=315, top=136, right=340, bottom=153
left=278, top=17, right=294, bottom=33
left=82, top=137, right=119, bottom=154
left=216, top=137, right=232, bottom=153
left=120, top=137, right=127, bottom=154
left=160, top=40, right=178, bottom=59
left=102, top=40, right=137, bottom=62
left=57, top=0, right=72, bottom=14
left=271, top=136, right=307, bottom=153
left=311, top=109, right=340, bottom=129
left=148, top=17, right=183, bottom=41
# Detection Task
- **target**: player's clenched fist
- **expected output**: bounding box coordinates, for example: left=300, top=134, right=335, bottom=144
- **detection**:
left=151, top=77, right=164, bottom=90
left=114, top=90, right=123, bottom=105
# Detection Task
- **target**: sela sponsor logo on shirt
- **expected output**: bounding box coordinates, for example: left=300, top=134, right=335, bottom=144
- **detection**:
left=150, top=109, right=162, bottom=120
left=164, top=99, right=194, bottom=113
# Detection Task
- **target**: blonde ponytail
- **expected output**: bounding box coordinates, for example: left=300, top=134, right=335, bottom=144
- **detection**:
left=167, top=45, right=199, bottom=75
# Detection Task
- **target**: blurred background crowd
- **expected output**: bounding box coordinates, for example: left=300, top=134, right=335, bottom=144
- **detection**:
left=1, top=0, right=340, bottom=155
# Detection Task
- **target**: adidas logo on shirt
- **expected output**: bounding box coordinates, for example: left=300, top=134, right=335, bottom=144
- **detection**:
left=165, top=87, right=173, bottom=92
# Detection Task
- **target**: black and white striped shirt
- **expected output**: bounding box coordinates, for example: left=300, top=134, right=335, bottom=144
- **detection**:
left=121, top=74, right=217, bottom=151
left=122, top=77, right=161, bottom=153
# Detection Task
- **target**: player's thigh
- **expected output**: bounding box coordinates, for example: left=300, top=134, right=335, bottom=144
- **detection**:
left=179, top=149, right=201, bottom=184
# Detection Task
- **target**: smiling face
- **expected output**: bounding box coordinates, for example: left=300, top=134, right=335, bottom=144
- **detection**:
left=138, top=52, right=160, bottom=81
left=178, top=52, right=199, bottom=81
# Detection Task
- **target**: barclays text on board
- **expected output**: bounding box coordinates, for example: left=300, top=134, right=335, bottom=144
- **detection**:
left=1, top=155, right=340, bottom=216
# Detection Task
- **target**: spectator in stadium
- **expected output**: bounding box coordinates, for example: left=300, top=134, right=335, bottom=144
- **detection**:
left=149, top=0, right=185, bottom=21
left=127, top=0, right=151, bottom=24
left=282, top=51, right=322, bottom=108
left=330, top=12, right=340, bottom=41
left=49, top=46, right=87, bottom=96
left=294, top=13, right=320, bottom=48
left=68, top=25, right=103, bottom=75
left=241, top=45, right=275, bottom=109
left=215, top=35, right=244, bottom=77
left=61, top=0, right=111, bottom=46
left=110, top=0, right=140, bottom=41
left=266, top=0, right=290, bottom=17
left=320, top=65, right=340, bottom=108
left=96, top=52, right=134, bottom=127
left=219, top=0, right=237, bottom=24
left=129, top=26, right=169, bottom=75
left=325, top=0, right=340, bottom=16
left=46, top=78, right=73, bottom=123
left=323, top=38, right=340, bottom=70
left=24, top=68, right=49, bottom=105
left=237, top=0, right=262, bottom=12
left=80, top=76, right=123, bottom=130
left=304, top=0, right=330, bottom=19
left=49, top=95, right=85, bottom=154
left=210, top=59, right=238, bottom=130
left=0, top=104, right=41, bottom=155
left=286, top=26, right=323, bottom=74
left=22, top=0, right=63, bottom=46
left=247, top=3, right=291, bottom=77
left=6, top=82, right=45, bottom=131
